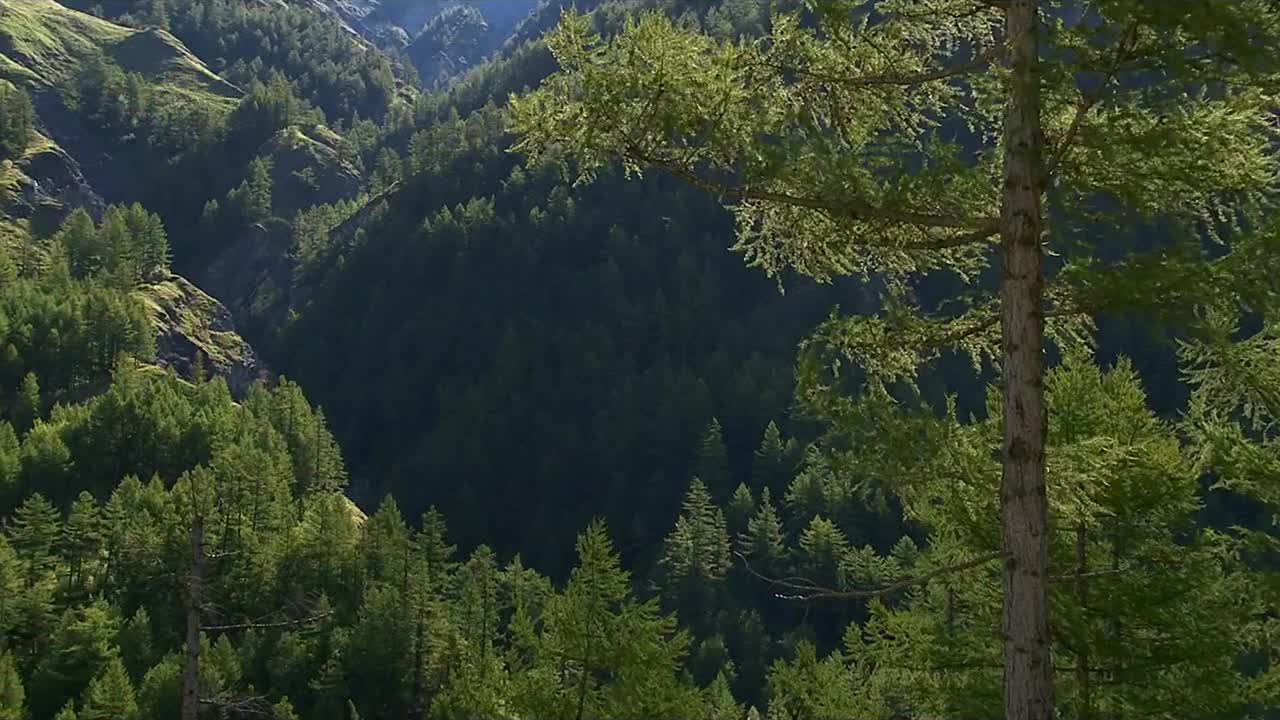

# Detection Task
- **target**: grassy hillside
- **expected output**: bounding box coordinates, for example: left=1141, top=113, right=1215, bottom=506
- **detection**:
left=0, top=0, right=239, bottom=110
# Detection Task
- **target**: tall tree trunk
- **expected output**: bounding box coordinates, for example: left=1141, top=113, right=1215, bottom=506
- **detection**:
left=183, top=515, right=205, bottom=720
left=999, top=3, right=1054, bottom=720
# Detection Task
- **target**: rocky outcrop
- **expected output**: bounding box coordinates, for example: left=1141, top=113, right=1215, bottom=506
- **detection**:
left=4, top=135, right=106, bottom=231
left=138, top=275, right=268, bottom=397
left=195, top=218, right=296, bottom=338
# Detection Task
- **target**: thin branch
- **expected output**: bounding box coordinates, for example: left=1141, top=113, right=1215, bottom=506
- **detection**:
left=1048, top=567, right=1127, bottom=582
left=203, top=610, right=333, bottom=633
left=203, top=549, right=240, bottom=560
left=735, top=550, right=1003, bottom=601
left=200, top=695, right=273, bottom=716
left=1047, top=19, right=1141, bottom=176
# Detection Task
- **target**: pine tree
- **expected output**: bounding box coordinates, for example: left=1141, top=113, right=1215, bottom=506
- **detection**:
left=417, top=507, right=456, bottom=592
left=308, top=652, right=349, bottom=720
left=740, top=488, right=786, bottom=576
left=0, top=536, right=21, bottom=637
left=512, top=5, right=1280, bottom=718
left=694, top=418, right=729, bottom=497
left=118, top=608, right=155, bottom=682
left=122, top=204, right=169, bottom=281
left=360, top=496, right=413, bottom=591
left=10, top=493, right=61, bottom=584
left=661, top=479, right=732, bottom=602
left=0, top=422, right=19, bottom=507
left=62, top=491, right=105, bottom=592
left=12, top=372, right=41, bottom=435
left=751, top=421, right=787, bottom=493
left=0, top=82, right=33, bottom=162
left=18, top=423, right=73, bottom=508
left=455, top=545, right=500, bottom=670
left=726, top=483, right=754, bottom=537
left=137, top=656, right=181, bottom=720
left=238, top=157, right=274, bottom=224
left=796, top=516, right=849, bottom=589
left=80, top=656, right=137, bottom=720
left=0, top=650, right=23, bottom=720
left=143, top=0, right=170, bottom=29
left=0, top=245, right=16, bottom=285
left=704, top=669, right=742, bottom=720
left=792, top=357, right=1280, bottom=719
left=510, top=520, right=701, bottom=720
left=57, top=210, right=101, bottom=280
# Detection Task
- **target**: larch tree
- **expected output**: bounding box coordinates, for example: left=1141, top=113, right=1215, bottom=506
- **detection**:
left=764, top=356, right=1278, bottom=719
left=510, top=2, right=1280, bottom=718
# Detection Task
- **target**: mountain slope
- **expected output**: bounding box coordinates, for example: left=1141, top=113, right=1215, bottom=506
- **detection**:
left=0, top=0, right=240, bottom=104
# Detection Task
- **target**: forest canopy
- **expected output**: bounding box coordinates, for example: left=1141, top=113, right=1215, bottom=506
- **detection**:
left=1, top=0, right=1279, bottom=719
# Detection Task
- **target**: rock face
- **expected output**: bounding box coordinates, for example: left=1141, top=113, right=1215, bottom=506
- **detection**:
left=193, top=125, right=362, bottom=335
left=3, top=122, right=106, bottom=232
left=405, top=4, right=491, bottom=87
left=138, top=275, right=268, bottom=397
left=266, top=125, right=363, bottom=215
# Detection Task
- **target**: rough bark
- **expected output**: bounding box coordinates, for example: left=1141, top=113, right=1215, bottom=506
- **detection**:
left=999, top=2, right=1054, bottom=720
left=183, top=514, right=206, bottom=720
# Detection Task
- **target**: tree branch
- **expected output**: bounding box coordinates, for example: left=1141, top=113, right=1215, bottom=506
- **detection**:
left=203, top=610, right=333, bottom=633
left=200, top=695, right=273, bottom=716
left=626, top=147, right=996, bottom=231
left=1047, top=19, right=1141, bottom=177
left=735, top=550, right=1003, bottom=601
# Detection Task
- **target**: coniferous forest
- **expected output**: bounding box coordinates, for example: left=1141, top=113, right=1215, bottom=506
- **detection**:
left=1, top=0, right=1280, bottom=718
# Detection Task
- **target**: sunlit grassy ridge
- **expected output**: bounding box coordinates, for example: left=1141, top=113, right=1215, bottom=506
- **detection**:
left=0, top=0, right=239, bottom=109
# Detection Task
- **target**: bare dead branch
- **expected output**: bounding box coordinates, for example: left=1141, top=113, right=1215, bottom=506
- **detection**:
left=203, top=610, right=333, bottom=633
left=200, top=694, right=273, bottom=716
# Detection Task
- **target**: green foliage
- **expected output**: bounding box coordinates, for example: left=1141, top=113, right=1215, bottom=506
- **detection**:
left=279, top=105, right=831, bottom=567
left=2, top=3, right=1279, bottom=720
left=695, top=418, right=730, bottom=497
left=10, top=493, right=60, bottom=582
left=660, top=478, right=732, bottom=622
left=225, top=156, right=275, bottom=225
left=751, top=420, right=789, bottom=494
left=740, top=487, right=786, bottom=575
left=0, top=82, right=35, bottom=162
left=508, top=520, right=702, bottom=720
left=0, top=246, right=154, bottom=405
left=78, top=656, right=136, bottom=720
left=68, top=54, right=151, bottom=136
left=136, top=656, right=181, bottom=720
left=0, top=424, right=18, bottom=510
left=726, top=482, right=754, bottom=536
left=10, top=373, right=41, bottom=437
left=226, top=76, right=325, bottom=155
left=54, top=205, right=170, bottom=286
left=509, top=0, right=1280, bottom=474
left=156, top=0, right=399, bottom=123
left=0, top=650, right=23, bottom=720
